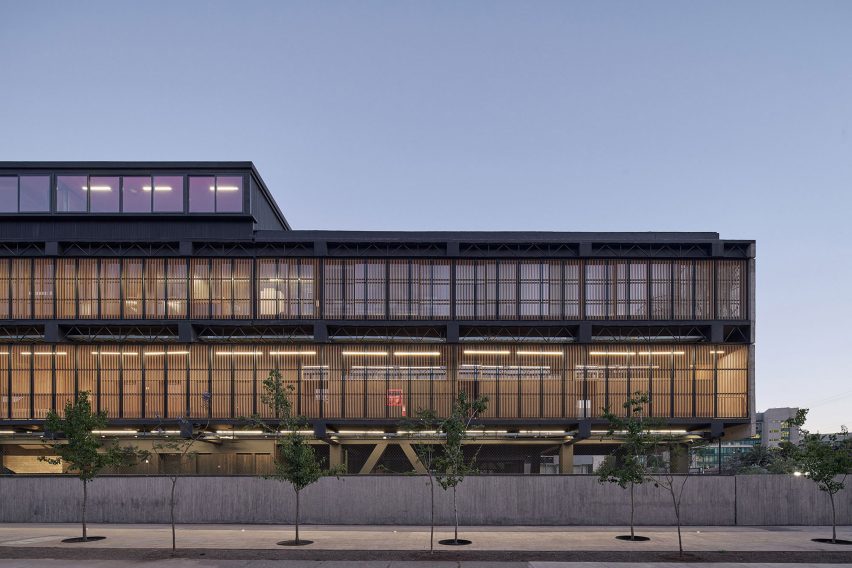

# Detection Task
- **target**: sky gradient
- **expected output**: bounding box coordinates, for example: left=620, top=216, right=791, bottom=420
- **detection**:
left=1, top=1, right=850, bottom=432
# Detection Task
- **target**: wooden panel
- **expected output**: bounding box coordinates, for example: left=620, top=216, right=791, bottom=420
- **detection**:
left=0, top=259, right=9, bottom=319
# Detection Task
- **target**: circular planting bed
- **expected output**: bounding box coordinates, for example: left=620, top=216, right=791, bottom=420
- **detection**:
left=812, top=538, right=852, bottom=545
left=439, top=538, right=472, bottom=546
left=61, top=536, right=107, bottom=543
left=615, top=535, right=651, bottom=541
left=277, top=540, right=314, bottom=546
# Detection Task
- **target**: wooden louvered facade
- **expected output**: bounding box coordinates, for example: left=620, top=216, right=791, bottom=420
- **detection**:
left=0, top=162, right=755, bottom=439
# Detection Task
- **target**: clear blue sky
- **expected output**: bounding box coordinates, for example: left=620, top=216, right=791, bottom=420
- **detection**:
left=1, top=1, right=850, bottom=432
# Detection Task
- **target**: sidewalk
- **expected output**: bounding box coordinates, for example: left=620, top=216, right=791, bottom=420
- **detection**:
left=0, top=524, right=850, bottom=565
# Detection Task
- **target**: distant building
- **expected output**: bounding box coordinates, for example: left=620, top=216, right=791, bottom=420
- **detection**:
left=693, top=407, right=800, bottom=471
left=756, top=407, right=801, bottom=448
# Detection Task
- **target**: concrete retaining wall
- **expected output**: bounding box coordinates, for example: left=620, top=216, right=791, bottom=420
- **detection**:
left=0, top=475, right=848, bottom=526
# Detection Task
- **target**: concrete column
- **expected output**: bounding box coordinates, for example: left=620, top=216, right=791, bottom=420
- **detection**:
left=670, top=444, right=689, bottom=474
left=329, top=444, right=343, bottom=470
left=559, top=443, right=574, bottom=474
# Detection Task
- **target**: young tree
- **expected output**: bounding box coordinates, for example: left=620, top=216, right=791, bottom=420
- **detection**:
left=434, top=391, right=488, bottom=546
left=152, top=392, right=211, bottom=552
left=251, top=369, right=337, bottom=546
left=649, top=437, right=708, bottom=556
left=40, top=391, right=140, bottom=542
left=402, top=408, right=443, bottom=553
left=597, top=392, right=657, bottom=541
left=789, top=410, right=852, bottom=545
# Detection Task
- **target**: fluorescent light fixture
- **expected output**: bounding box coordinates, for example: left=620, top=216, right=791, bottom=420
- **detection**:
left=209, top=185, right=239, bottom=191
left=269, top=350, right=316, bottom=356
left=92, top=430, right=138, bottom=436
left=302, top=365, right=330, bottom=369
left=341, top=351, right=388, bottom=356
left=463, top=349, right=511, bottom=355
left=21, top=351, right=66, bottom=356
left=216, top=430, right=265, bottom=436
left=142, top=186, right=173, bottom=192
left=215, top=351, right=263, bottom=356
left=638, top=351, right=685, bottom=356
left=589, top=351, right=636, bottom=356
left=91, top=351, right=138, bottom=356
left=710, top=350, right=725, bottom=354
left=82, top=185, right=112, bottom=192
left=143, top=351, right=190, bottom=356
left=393, top=351, right=441, bottom=357
left=460, top=364, right=551, bottom=370
left=516, top=350, right=563, bottom=356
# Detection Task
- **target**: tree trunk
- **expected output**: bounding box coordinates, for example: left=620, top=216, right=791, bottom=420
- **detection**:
left=170, top=476, right=178, bottom=551
left=82, top=480, right=88, bottom=541
left=428, top=474, right=435, bottom=553
left=673, top=494, right=683, bottom=555
left=453, top=485, right=459, bottom=544
left=830, top=492, right=836, bottom=544
left=629, top=483, right=635, bottom=539
left=295, top=489, right=300, bottom=545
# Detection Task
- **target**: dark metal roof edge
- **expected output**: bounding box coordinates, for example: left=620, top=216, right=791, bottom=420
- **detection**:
left=0, top=161, right=257, bottom=169
left=254, top=230, right=740, bottom=242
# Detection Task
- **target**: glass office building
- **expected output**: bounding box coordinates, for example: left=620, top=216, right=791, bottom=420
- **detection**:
left=0, top=162, right=755, bottom=474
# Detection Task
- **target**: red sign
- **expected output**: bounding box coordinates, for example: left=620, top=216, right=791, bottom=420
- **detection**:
left=386, top=389, right=403, bottom=407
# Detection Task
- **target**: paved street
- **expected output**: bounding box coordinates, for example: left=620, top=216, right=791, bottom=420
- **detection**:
left=0, top=561, right=848, bottom=568
left=0, top=524, right=850, bottom=566
left=1, top=523, right=850, bottom=551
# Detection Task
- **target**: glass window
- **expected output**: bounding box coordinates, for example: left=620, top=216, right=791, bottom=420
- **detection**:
left=0, top=177, right=16, bottom=212
left=56, top=175, right=88, bottom=212
left=122, top=176, right=152, bottom=213
left=152, top=175, right=183, bottom=212
left=88, top=176, right=119, bottom=213
left=214, top=176, right=243, bottom=212
left=189, top=176, right=215, bottom=212
left=19, top=176, right=50, bottom=212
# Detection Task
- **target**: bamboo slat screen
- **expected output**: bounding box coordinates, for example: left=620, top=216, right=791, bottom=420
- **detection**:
left=388, top=260, right=451, bottom=320
left=0, top=258, right=748, bottom=322
left=256, top=258, right=319, bottom=319
left=0, top=344, right=748, bottom=421
left=324, top=259, right=387, bottom=319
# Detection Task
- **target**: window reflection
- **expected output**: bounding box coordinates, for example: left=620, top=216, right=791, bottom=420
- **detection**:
left=214, top=176, right=243, bottom=212
left=189, top=176, right=215, bottom=212
left=0, top=177, right=16, bottom=212
left=122, top=177, right=151, bottom=213
left=88, top=176, right=119, bottom=213
left=152, top=175, right=183, bottom=212
left=56, top=176, right=87, bottom=212
left=19, top=176, right=50, bottom=212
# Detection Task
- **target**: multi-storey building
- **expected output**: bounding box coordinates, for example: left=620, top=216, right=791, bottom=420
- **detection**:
left=0, top=162, right=755, bottom=474
left=756, top=407, right=801, bottom=448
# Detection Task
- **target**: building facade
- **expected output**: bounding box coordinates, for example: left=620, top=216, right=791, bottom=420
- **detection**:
left=0, top=162, right=755, bottom=474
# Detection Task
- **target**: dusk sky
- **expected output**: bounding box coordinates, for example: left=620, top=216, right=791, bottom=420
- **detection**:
left=1, top=2, right=850, bottom=432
